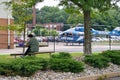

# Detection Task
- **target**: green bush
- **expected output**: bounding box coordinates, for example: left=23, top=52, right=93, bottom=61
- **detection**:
left=11, top=59, right=42, bottom=76
left=110, top=55, right=120, bottom=65
left=101, top=50, right=120, bottom=65
left=0, top=57, right=49, bottom=77
left=11, top=57, right=49, bottom=76
left=23, top=56, right=49, bottom=70
left=101, top=50, right=120, bottom=57
left=0, top=62, right=15, bottom=76
left=51, top=52, right=72, bottom=59
left=49, top=58, right=84, bottom=73
left=84, top=55, right=110, bottom=69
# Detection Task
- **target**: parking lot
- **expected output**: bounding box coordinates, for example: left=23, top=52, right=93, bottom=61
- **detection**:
left=0, top=42, right=120, bottom=55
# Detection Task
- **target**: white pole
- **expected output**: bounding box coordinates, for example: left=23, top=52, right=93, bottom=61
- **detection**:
left=8, top=16, right=11, bottom=49
left=7, top=0, right=10, bottom=49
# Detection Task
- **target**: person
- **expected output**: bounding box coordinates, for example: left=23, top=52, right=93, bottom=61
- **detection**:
left=24, top=34, right=39, bottom=56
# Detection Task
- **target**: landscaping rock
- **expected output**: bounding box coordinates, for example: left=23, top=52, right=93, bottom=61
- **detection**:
left=0, top=63, right=120, bottom=80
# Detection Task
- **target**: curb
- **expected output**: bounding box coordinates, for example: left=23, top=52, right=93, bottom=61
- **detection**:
left=66, top=72, right=120, bottom=80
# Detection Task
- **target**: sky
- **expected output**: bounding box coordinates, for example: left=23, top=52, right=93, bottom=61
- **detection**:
left=36, top=0, right=120, bottom=10
left=35, top=0, right=60, bottom=9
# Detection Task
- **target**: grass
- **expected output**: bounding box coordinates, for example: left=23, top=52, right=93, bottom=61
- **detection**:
left=70, top=52, right=83, bottom=57
left=36, top=52, right=83, bottom=58
left=0, top=52, right=100, bottom=63
left=92, top=41, right=120, bottom=45
left=36, top=54, right=51, bottom=58
left=0, top=52, right=83, bottom=61
left=0, top=55, right=14, bottom=63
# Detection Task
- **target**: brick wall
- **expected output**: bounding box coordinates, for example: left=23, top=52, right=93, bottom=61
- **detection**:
left=0, top=18, right=14, bottom=49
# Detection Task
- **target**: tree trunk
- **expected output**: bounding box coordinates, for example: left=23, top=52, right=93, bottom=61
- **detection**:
left=32, top=5, right=36, bottom=26
left=83, top=10, right=92, bottom=55
left=23, top=25, right=26, bottom=53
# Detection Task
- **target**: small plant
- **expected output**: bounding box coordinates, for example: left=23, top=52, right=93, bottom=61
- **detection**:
left=51, top=52, right=72, bottom=59
left=101, top=50, right=120, bottom=65
left=84, top=55, right=110, bottom=69
left=49, top=58, right=84, bottom=73
left=0, top=57, right=49, bottom=77
left=101, top=50, right=120, bottom=57
left=0, top=62, right=15, bottom=76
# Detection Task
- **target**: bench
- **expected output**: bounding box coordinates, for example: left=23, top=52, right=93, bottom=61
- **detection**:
left=10, top=51, right=55, bottom=58
left=16, top=44, right=48, bottom=47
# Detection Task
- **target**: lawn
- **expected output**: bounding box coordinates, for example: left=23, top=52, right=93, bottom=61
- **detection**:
left=0, top=52, right=83, bottom=63
left=92, top=41, right=120, bottom=45
left=0, top=52, right=102, bottom=64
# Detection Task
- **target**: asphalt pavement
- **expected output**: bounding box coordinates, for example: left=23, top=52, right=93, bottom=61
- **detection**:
left=0, top=42, right=120, bottom=54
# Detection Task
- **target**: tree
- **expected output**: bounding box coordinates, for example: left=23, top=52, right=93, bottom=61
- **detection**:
left=4, top=0, right=43, bottom=52
left=67, top=13, right=84, bottom=25
left=36, top=6, right=69, bottom=24
left=32, top=25, right=49, bottom=36
left=91, top=8, right=120, bottom=30
left=49, top=30, right=59, bottom=36
left=59, top=0, right=120, bottom=55
left=30, top=0, right=43, bottom=26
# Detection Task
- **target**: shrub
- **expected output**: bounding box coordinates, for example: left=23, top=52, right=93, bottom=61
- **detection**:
left=49, top=58, right=84, bottom=73
left=51, top=52, right=72, bottom=59
left=84, top=55, right=110, bottom=69
left=0, top=62, right=15, bottom=76
left=23, top=56, right=49, bottom=70
left=101, top=50, right=120, bottom=57
left=0, top=57, right=49, bottom=77
left=11, top=57, right=49, bottom=76
left=101, top=50, right=120, bottom=65
left=110, top=55, right=120, bottom=65
left=12, top=59, right=42, bottom=76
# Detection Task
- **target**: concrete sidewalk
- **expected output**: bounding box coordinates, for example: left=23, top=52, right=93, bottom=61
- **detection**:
left=0, top=43, right=120, bottom=55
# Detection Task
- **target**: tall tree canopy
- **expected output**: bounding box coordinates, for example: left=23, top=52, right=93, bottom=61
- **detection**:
left=36, top=6, right=69, bottom=24
left=4, top=0, right=43, bottom=52
left=4, top=0, right=43, bottom=31
left=91, top=8, right=120, bottom=30
left=59, top=0, right=120, bottom=55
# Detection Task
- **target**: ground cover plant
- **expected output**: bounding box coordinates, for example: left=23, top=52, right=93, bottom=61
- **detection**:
left=50, top=52, right=84, bottom=73
left=0, top=56, right=49, bottom=76
left=84, top=55, right=111, bottom=69
left=0, top=50, right=119, bottom=77
left=101, top=50, right=120, bottom=65
left=0, top=52, right=84, bottom=76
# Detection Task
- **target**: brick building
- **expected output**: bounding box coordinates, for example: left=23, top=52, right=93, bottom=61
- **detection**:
left=27, top=23, right=64, bottom=32
left=0, top=0, right=14, bottom=49
left=43, top=23, right=64, bottom=31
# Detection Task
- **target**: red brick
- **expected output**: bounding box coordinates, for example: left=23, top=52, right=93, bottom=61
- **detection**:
left=0, top=18, right=14, bottom=49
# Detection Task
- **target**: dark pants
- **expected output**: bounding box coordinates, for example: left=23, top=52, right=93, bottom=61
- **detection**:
left=24, top=47, right=32, bottom=56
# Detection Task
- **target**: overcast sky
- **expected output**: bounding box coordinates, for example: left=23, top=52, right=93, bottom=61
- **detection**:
left=36, top=0, right=120, bottom=9
left=35, top=0, right=60, bottom=9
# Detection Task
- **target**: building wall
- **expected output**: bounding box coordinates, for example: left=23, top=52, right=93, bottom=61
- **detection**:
left=0, top=0, right=14, bottom=49
left=0, top=18, right=14, bottom=49
left=43, top=23, right=63, bottom=31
